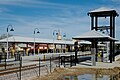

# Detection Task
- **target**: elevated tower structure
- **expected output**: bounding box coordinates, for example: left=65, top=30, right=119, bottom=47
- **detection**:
left=88, top=7, right=119, bottom=63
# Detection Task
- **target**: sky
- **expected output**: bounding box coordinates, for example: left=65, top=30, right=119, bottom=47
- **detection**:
left=0, top=0, right=120, bottom=40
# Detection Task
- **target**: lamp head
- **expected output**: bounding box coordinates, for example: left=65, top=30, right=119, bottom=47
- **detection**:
left=37, top=31, right=40, bottom=33
left=53, top=32, right=58, bottom=35
left=56, top=32, right=58, bottom=35
left=10, top=28, right=14, bottom=31
left=63, top=34, right=66, bottom=37
left=63, top=33, right=66, bottom=37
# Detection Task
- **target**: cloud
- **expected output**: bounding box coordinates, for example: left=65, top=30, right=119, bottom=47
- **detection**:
left=0, top=8, right=5, bottom=13
left=0, top=0, right=92, bottom=39
left=102, top=0, right=120, bottom=5
left=0, top=10, right=89, bottom=39
left=101, top=0, right=120, bottom=2
left=0, top=7, right=9, bottom=13
left=112, top=0, right=120, bottom=2
left=0, top=0, right=80, bottom=10
left=0, top=0, right=119, bottom=39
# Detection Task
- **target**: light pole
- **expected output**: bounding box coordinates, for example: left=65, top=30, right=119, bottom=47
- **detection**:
left=34, top=28, right=40, bottom=55
left=52, top=30, right=58, bottom=53
left=7, top=24, right=14, bottom=59
left=63, top=33, right=66, bottom=53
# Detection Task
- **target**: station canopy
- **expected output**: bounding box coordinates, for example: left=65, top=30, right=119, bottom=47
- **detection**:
left=0, top=36, right=74, bottom=45
left=72, top=30, right=118, bottom=41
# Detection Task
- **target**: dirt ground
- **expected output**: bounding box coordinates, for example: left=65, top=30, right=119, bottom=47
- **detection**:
left=33, top=57, right=120, bottom=80
left=32, top=67, right=120, bottom=80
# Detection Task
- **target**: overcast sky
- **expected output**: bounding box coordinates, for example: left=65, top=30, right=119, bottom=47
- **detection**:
left=0, top=0, right=120, bottom=40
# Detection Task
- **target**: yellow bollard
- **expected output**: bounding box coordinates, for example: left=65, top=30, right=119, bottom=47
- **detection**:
left=54, top=48, right=56, bottom=53
left=47, top=48, right=48, bottom=53
left=38, top=48, right=40, bottom=54
left=26, top=48, right=29, bottom=56
left=59, top=48, right=61, bottom=53
left=66, top=48, right=68, bottom=52
left=12, top=49, right=15, bottom=57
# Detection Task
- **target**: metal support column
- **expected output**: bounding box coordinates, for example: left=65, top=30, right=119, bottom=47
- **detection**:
left=110, top=15, right=113, bottom=63
left=91, top=39, right=96, bottom=66
left=91, top=16, right=94, bottom=30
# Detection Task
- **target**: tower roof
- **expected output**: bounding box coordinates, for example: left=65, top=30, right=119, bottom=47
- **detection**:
left=88, top=7, right=119, bottom=17
left=89, top=7, right=115, bottom=13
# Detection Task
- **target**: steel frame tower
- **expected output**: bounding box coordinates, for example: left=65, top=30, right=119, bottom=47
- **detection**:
left=88, top=7, right=119, bottom=63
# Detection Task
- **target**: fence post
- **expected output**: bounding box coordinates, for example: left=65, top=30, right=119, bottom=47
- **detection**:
left=58, top=54, right=60, bottom=67
left=64, top=56, right=65, bottom=67
left=70, top=55, right=72, bottom=67
left=61, top=56, right=63, bottom=65
left=50, top=57, right=51, bottom=73
left=0, top=53, right=1, bottom=63
left=19, top=57, right=22, bottom=80
left=74, top=55, right=75, bottom=66
left=5, top=53, right=7, bottom=69
left=39, top=58, right=41, bottom=76
left=44, top=55, right=46, bottom=61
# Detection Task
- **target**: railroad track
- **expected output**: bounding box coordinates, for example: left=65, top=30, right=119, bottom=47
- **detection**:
left=0, top=64, right=38, bottom=76
left=0, top=60, right=56, bottom=77
left=0, top=54, right=92, bottom=77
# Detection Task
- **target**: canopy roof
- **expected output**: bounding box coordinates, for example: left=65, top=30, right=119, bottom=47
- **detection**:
left=72, top=30, right=118, bottom=41
left=115, top=41, right=120, bottom=44
left=78, top=40, right=91, bottom=45
left=0, top=36, right=74, bottom=45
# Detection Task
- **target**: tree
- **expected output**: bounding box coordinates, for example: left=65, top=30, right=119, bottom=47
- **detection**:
left=0, top=33, right=13, bottom=40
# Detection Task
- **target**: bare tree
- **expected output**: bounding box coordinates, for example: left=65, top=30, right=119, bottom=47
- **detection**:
left=0, top=33, right=13, bottom=40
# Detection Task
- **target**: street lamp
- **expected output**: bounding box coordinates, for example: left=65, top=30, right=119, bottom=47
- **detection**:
left=7, top=24, right=14, bottom=59
left=34, top=28, right=40, bottom=55
left=52, top=30, right=58, bottom=53
left=63, top=33, right=66, bottom=53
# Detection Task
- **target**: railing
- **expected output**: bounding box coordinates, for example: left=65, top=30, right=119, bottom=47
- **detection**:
left=0, top=52, right=93, bottom=80
left=0, top=55, right=59, bottom=80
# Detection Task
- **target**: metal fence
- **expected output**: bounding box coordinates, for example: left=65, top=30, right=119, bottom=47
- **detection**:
left=0, top=54, right=60, bottom=80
